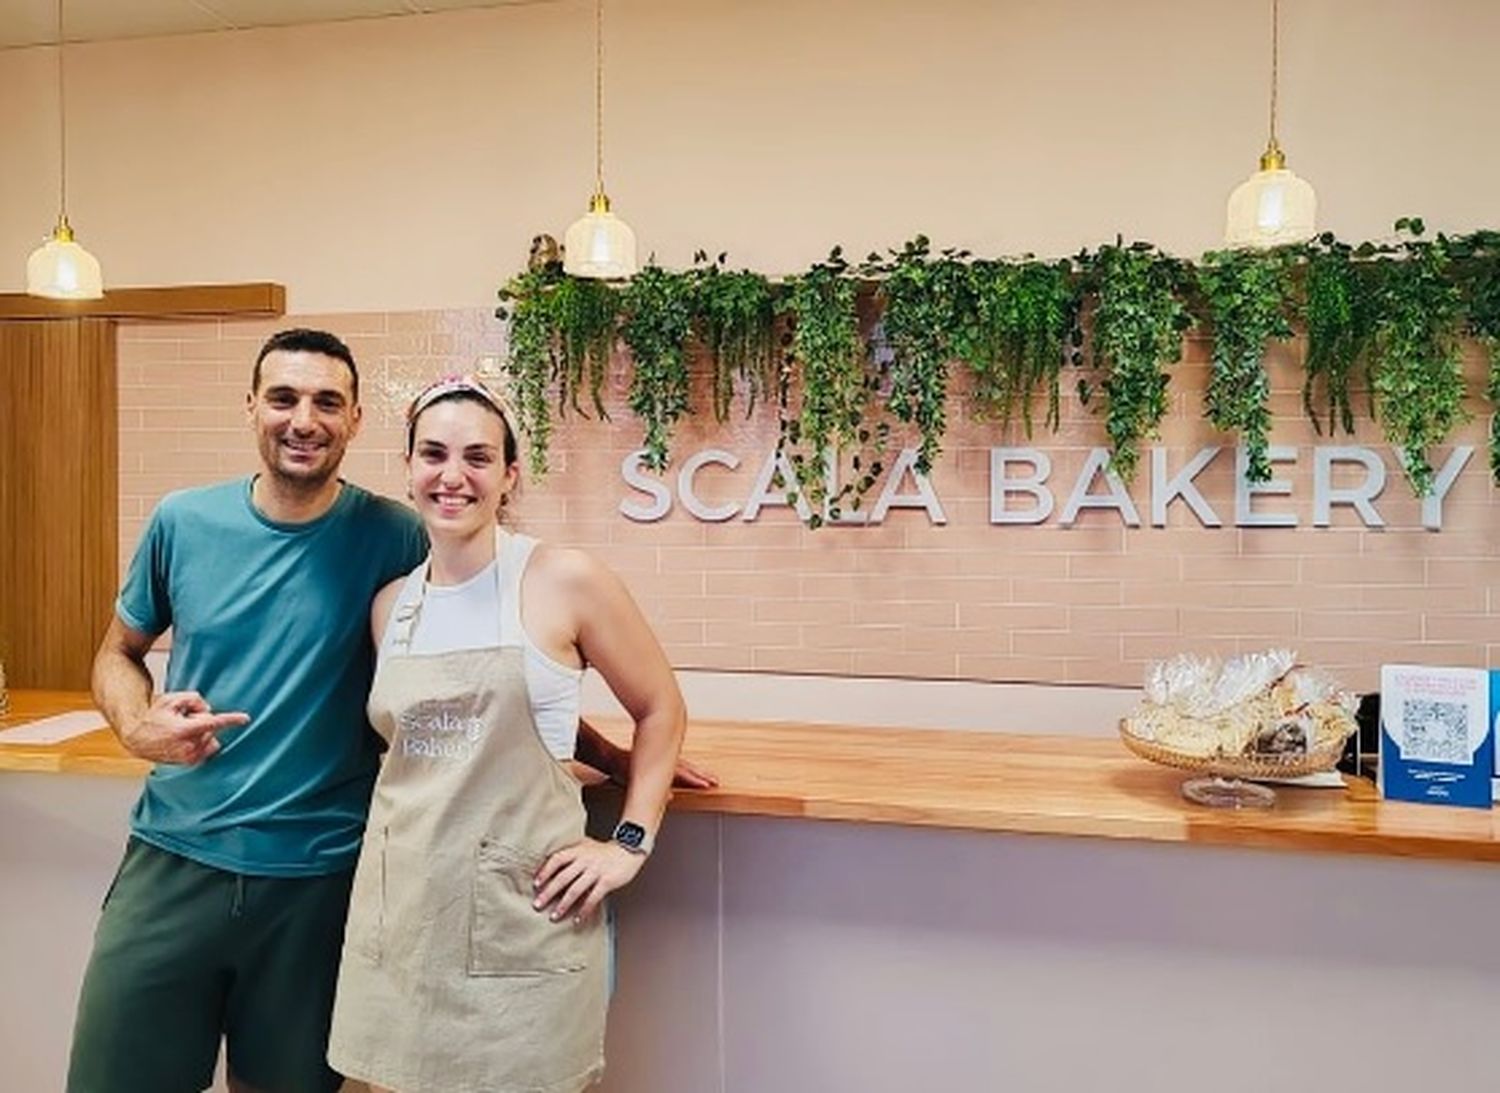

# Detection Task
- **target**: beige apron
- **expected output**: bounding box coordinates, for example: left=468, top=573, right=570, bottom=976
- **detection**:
left=328, top=531, right=607, bottom=1093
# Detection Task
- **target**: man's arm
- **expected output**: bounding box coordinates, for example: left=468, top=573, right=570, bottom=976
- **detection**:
left=92, top=616, right=248, bottom=765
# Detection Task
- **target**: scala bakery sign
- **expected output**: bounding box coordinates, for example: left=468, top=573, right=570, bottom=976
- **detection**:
left=619, top=445, right=1477, bottom=530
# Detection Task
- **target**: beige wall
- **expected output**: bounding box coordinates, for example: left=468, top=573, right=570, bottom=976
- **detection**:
left=2, top=0, right=1499, bottom=313
left=13, top=12, right=1500, bottom=1090
left=7, top=0, right=1499, bottom=701
left=118, top=315, right=1500, bottom=695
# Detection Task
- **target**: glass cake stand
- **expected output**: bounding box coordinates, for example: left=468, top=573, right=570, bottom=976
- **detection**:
left=1119, top=722, right=1348, bottom=808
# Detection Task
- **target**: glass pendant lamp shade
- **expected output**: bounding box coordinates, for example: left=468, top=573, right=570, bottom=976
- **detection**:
left=27, top=216, right=103, bottom=299
left=26, top=0, right=103, bottom=299
left=1223, top=0, right=1316, bottom=249
left=563, top=0, right=637, bottom=280
left=564, top=193, right=637, bottom=280
left=1224, top=144, right=1317, bottom=248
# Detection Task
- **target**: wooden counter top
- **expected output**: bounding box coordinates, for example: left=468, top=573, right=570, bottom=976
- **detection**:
left=5, top=690, right=1499, bottom=863
left=0, top=692, right=139, bottom=776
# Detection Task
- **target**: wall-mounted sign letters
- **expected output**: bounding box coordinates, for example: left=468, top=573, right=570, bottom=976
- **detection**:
left=620, top=445, right=1474, bottom=530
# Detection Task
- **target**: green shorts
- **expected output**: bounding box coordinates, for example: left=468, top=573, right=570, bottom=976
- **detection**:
left=67, top=837, right=354, bottom=1093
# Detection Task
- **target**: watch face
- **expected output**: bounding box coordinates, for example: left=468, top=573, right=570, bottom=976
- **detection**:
left=614, top=821, right=646, bottom=851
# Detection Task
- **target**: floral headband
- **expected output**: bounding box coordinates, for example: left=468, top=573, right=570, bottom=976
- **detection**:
left=404, top=373, right=519, bottom=455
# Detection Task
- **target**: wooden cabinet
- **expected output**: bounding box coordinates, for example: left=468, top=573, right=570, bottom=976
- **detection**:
left=0, top=318, right=118, bottom=689
left=0, top=283, right=284, bottom=689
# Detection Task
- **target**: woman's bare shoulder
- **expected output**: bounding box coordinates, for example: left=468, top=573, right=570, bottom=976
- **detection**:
left=526, top=540, right=605, bottom=589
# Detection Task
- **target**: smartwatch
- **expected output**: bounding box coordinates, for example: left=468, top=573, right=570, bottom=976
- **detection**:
left=611, top=820, right=654, bottom=857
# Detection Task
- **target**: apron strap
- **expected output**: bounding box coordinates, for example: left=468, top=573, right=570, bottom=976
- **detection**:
left=497, top=529, right=537, bottom=649
left=383, top=563, right=431, bottom=655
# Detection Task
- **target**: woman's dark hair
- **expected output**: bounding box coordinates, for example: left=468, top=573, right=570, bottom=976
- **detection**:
left=252, top=328, right=360, bottom=401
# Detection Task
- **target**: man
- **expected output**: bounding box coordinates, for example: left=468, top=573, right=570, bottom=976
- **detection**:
left=68, top=329, right=706, bottom=1093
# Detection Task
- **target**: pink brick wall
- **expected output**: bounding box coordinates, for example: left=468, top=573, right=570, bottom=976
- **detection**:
left=117, top=312, right=1500, bottom=693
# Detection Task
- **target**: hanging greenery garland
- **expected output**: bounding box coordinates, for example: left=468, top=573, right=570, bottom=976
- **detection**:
left=1299, top=234, right=1375, bottom=437
left=1196, top=247, right=1296, bottom=482
left=1368, top=220, right=1468, bottom=496
left=691, top=255, right=777, bottom=423
left=494, top=220, right=1500, bottom=523
left=493, top=260, right=618, bottom=475
left=619, top=264, right=697, bottom=471
left=956, top=257, right=1081, bottom=439
left=548, top=275, right=618, bottom=419
left=873, top=237, right=971, bottom=475
left=1454, top=229, right=1500, bottom=483
left=1486, top=338, right=1500, bottom=485
left=776, top=248, right=882, bottom=527
left=495, top=266, right=560, bottom=476
left=1080, top=242, right=1191, bottom=483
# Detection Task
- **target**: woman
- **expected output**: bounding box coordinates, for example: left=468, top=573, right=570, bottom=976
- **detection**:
left=327, top=375, right=687, bottom=1093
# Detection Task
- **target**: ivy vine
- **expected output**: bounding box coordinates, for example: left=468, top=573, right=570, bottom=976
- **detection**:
left=874, top=237, right=971, bottom=474
left=495, top=266, right=560, bottom=476
left=777, top=248, right=881, bottom=527
left=1082, top=242, right=1191, bottom=482
left=1300, top=234, right=1375, bottom=437
left=1487, top=336, right=1500, bottom=485
left=549, top=275, right=617, bottom=419
left=957, top=258, right=1081, bottom=438
left=1196, top=247, right=1295, bottom=482
left=1369, top=220, right=1468, bottom=496
left=619, top=264, right=697, bottom=471
left=1455, top=230, right=1500, bottom=483
left=692, top=254, right=777, bottom=422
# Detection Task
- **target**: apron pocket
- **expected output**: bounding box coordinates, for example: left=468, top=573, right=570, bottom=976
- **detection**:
left=469, top=838, right=593, bottom=977
left=345, top=825, right=386, bottom=963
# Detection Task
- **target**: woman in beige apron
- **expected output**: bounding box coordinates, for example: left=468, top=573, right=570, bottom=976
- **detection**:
left=327, top=376, right=686, bottom=1093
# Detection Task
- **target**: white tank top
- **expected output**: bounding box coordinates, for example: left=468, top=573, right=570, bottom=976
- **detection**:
left=376, top=531, right=582, bottom=760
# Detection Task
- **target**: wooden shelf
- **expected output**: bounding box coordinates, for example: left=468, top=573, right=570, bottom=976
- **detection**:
left=5, top=690, right=1499, bottom=864
left=0, top=283, right=284, bottom=321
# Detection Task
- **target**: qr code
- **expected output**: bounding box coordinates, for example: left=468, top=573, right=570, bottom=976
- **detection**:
left=1400, top=698, right=1469, bottom=763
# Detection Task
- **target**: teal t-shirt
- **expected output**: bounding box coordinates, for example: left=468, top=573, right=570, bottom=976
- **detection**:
left=118, top=477, right=427, bottom=877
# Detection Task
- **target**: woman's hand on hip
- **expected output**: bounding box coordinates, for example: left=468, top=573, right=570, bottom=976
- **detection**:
left=533, top=838, right=644, bottom=923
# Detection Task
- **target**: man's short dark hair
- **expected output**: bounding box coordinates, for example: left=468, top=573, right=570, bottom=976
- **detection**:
left=252, top=328, right=360, bottom=402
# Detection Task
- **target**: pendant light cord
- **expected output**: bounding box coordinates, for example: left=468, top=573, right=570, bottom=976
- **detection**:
left=594, top=0, right=605, bottom=198
left=56, top=0, right=68, bottom=220
left=1268, top=0, right=1280, bottom=148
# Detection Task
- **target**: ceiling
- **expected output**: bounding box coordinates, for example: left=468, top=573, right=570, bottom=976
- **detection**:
left=0, top=0, right=557, bottom=49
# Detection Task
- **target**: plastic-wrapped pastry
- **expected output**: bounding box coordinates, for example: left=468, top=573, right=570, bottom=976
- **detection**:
left=1126, top=649, right=1356, bottom=759
left=1143, top=648, right=1296, bottom=719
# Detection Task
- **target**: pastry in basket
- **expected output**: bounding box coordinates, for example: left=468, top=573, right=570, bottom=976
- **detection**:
left=1251, top=716, right=1309, bottom=755
left=1122, top=648, right=1358, bottom=761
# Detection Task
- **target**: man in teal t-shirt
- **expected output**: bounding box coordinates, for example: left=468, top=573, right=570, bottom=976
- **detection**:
left=118, top=476, right=424, bottom=875
left=67, top=329, right=428, bottom=1093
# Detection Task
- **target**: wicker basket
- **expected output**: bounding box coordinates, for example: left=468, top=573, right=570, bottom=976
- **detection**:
left=1120, top=718, right=1348, bottom=807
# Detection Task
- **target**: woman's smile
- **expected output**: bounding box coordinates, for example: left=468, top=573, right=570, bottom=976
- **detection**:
left=431, top=491, right=476, bottom=516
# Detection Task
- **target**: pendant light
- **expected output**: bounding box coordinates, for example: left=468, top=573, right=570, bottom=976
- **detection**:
left=563, top=0, right=637, bottom=280
left=1224, top=0, right=1316, bottom=248
left=27, top=0, right=102, bottom=299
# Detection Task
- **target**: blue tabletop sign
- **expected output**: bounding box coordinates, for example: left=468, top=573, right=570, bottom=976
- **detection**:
left=1379, top=665, right=1495, bottom=810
